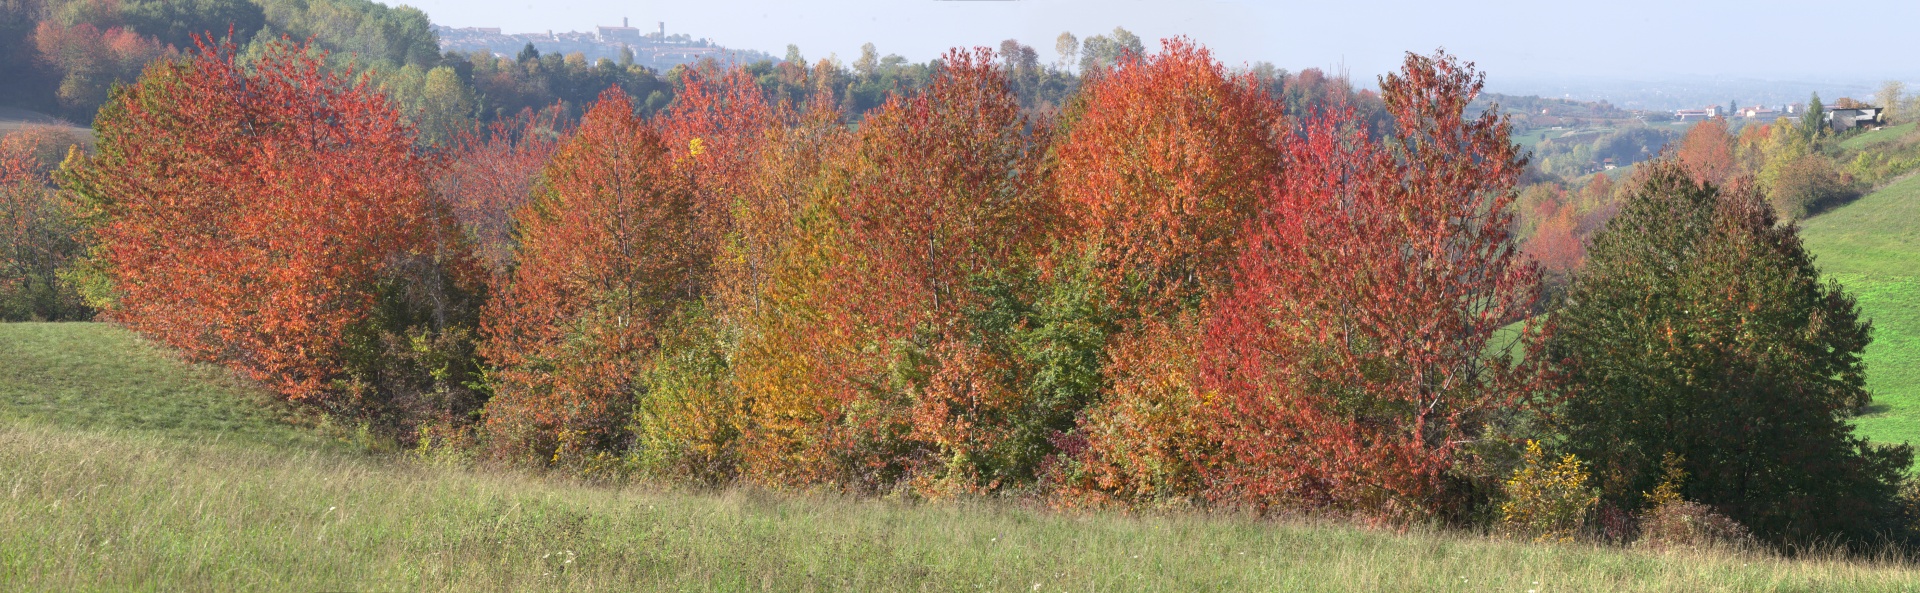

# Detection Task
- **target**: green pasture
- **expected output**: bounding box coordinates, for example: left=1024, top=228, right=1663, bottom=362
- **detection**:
left=1803, top=173, right=1920, bottom=452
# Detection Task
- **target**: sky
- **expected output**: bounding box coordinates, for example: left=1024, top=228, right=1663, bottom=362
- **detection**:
left=390, top=0, right=1920, bottom=86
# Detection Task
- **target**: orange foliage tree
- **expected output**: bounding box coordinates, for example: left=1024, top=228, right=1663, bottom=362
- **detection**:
left=479, top=88, right=697, bottom=462
left=1198, top=51, right=1547, bottom=519
left=734, top=48, right=1054, bottom=493
left=64, top=38, right=473, bottom=414
left=1051, top=37, right=1284, bottom=316
left=1674, top=117, right=1738, bottom=188
left=1044, top=38, right=1284, bottom=507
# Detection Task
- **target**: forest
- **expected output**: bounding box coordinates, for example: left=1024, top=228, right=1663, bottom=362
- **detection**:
left=6, top=0, right=1920, bottom=559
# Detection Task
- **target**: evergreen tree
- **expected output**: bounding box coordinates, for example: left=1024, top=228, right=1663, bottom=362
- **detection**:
left=1549, top=160, right=1910, bottom=546
left=1806, top=92, right=1826, bottom=139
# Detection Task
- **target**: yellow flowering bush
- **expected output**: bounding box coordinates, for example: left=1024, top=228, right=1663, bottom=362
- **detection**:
left=1499, top=440, right=1599, bottom=543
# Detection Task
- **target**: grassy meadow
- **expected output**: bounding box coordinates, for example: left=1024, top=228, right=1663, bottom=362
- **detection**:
left=1841, top=123, right=1920, bottom=151
left=6, top=323, right=1920, bottom=590
left=1803, top=172, right=1920, bottom=449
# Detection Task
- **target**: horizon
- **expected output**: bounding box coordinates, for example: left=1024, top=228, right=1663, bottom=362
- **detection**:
left=390, top=0, right=1920, bottom=90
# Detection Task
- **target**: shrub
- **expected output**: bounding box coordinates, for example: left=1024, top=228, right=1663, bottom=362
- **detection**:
left=1, top=133, right=92, bottom=321
left=630, top=304, right=740, bottom=485
left=1766, top=154, right=1858, bottom=220
left=1047, top=314, right=1205, bottom=509
left=1636, top=455, right=1752, bottom=550
left=1498, top=441, right=1599, bottom=543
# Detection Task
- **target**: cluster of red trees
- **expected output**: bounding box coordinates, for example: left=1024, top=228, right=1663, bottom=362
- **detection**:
left=68, top=36, right=1555, bottom=520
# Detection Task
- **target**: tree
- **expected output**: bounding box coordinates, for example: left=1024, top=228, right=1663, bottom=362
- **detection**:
left=1053, top=32, right=1077, bottom=71
left=1198, top=50, right=1545, bottom=519
left=1674, top=117, right=1737, bottom=188
left=479, top=88, right=696, bottom=462
left=734, top=47, right=1054, bottom=493
left=64, top=37, right=479, bottom=420
left=1052, top=37, right=1283, bottom=318
left=1875, top=80, right=1904, bottom=123
left=0, top=127, right=91, bottom=321
left=1805, top=92, right=1825, bottom=139
left=434, top=105, right=568, bottom=278
left=33, top=21, right=173, bottom=120
left=1549, top=159, right=1910, bottom=546
left=853, top=42, right=878, bottom=79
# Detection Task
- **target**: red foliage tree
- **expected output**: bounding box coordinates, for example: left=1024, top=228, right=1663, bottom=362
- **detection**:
left=1675, top=117, right=1738, bottom=188
left=479, top=88, right=697, bottom=461
left=1052, top=37, right=1284, bottom=316
left=434, top=106, right=568, bottom=278
left=1198, top=51, right=1546, bottom=518
left=64, top=38, right=457, bottom=403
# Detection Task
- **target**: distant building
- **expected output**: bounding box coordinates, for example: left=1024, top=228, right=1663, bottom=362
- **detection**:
left=1674, top=106, right=1720, bottom=121
left=597, top=18, right=643, bottom=43
left=1826, top=106, right=1884, bottom=133
left=1738, top=105, right=1780, bottom=119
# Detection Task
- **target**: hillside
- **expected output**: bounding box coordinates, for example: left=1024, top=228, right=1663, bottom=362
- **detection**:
left=3, top=322, right=1920, bottom=590
left=1803, top=173, right=1920, bottom=449
left=0, top=107, right=90, bottom=144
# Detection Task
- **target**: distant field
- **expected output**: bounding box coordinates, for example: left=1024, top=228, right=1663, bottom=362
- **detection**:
left=1802, top=173, right=1920, bottom=451
left=0, top=106, right=93, bottom=145
left=6, top=322, right=1920, bottom=590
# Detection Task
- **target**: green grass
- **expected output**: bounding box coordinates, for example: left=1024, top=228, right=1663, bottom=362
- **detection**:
left=6, top=325, right=1920, bottom=590
left=1841, top=122, right=1918, bottom=151
left=0, top=323, right=331, bottom=450
left=1802, top=173, right=1920, bottom=450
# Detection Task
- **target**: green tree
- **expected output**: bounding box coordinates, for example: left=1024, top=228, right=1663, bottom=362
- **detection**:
left=413, top=65, right=478, bottom=147
left=1549, top=160, right=1910, bottom=546
left=1805, top=92, right=1825, bottom=140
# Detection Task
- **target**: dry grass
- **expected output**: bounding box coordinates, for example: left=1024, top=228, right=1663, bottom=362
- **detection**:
left=4, top=424, right=1920, bottom=592
left=5, top=324, right=1920, bottom=591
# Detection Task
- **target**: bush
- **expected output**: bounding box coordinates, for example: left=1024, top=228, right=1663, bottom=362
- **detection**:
left=1497, top=441, right=1599, bottom=543
left=1046, top=315, right=1204, bottom=508
left=1636, top=455, right=1752, bottom=550
left=1767, top=154, right=1858, bottom=219
left=630, top=304, right=740, bottom=485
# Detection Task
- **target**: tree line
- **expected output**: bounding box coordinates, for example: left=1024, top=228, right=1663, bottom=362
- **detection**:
left=6, top=33, right=1917, bottom=552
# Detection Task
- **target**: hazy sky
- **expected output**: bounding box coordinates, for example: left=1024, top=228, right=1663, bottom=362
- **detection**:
left=390, top=0, right=1920, bottom=84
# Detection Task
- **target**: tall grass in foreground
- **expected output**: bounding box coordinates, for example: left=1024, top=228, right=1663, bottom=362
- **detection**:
left=2, top=425, right=1918, bottom=592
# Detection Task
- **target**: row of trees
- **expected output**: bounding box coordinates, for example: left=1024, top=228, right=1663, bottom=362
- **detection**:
left=44, top=35, right=1916, bottom=550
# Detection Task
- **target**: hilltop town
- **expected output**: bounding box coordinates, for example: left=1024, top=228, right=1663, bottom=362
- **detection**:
left=436, top=18, right=775, bottom=70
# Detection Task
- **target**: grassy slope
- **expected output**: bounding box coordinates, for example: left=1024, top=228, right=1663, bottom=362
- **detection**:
left=1802, top=173, right=1920, bottom=449
left=5, top=323, right=1920, bottom=590
left=1842, top=123, right=1919, bottom=151
left=0, top=106, right=93, bottom=144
